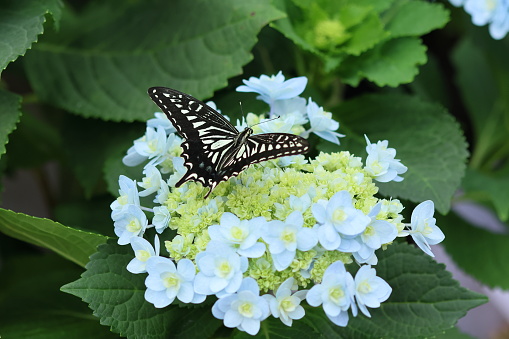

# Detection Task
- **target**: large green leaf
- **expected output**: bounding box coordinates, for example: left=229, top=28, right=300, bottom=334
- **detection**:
left=0, top=90, right=22, bottom=160
left=0, top=0, right=62, bottom=73
left=24, top=0, right=284, bottom=121
left=0, top=253, right=117, bottom=339
left=440, top=211, right=509, bottom=289
left=62, top=240, right=222, bottom=339
left=331, top=94, right=468, bottom=214
left=0, top=208, right=108, bottom=267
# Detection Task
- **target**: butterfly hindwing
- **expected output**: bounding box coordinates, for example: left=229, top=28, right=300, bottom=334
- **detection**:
left=148, top=87, right=310, bottom=198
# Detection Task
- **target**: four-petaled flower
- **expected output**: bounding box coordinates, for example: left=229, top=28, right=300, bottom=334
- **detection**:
left=353, top=265, right=392, bottom=317
left=364, top=135, right=407, bottom=183
left=262, top=211, right=318, bottom=271
left=212, top=277, right=270, bottom=335
left=306, top=261, right=356, bottom=327
left=194, top=242, right=248, bottom=297
left=127, top=235, right=160, bottom=274
left=208, top=213, right=266, bottom=258
left=263, top=277, right=307, bottom=326
left=114, top=204, right=148, bottom=245
left=402, top=200, right=445, bottom=257
left=145, top=256, right=205, bottom=308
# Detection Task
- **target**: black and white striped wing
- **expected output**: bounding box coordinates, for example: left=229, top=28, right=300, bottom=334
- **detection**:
left=147, top=86, right=309, bottom=198
left=216, top=132, right=310, bottom=178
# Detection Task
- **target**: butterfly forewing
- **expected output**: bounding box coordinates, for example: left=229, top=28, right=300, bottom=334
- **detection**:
left=148, top=87, right=310, bottom=198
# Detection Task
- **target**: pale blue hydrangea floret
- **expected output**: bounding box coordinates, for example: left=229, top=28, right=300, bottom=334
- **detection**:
left=353, top=265, right=392, bottom=317
left=306, top=261, right=356, bottom=327
left=263, top=277, right=307, bottom=326
left=303, top=98, right=345, bottom=145
left=450, top=0, right=509, bottom=39
left=236, top=71, right=307, bottom=106
left=312, top=191, right=371, bottom=252
left=212, top=277, right=270, bottom=335
left=194, top=241, right=248, bottom=297
left=353, top=203, right=398, bottom=265
left=110, top=175, right=140, bottom=221
left=262, top=211, right=318, bottom=271
left=208, top=212, right=266, bottom=258
left=138, top=165, right=162, bottom=197
left=144, top=256, right=205, bottom=308
left=364, top=135, right=407, bottom=183
left=114, top=204, right=148, bottom=245
left=272, top=97, right=308, bottom=125
left=402, top=200, right=445, bottom=257
left=123, top=126, right=170, bottom=167
left=147, top=112, right=177, bottom=134
left=152, top=205, right=171, bottom=233
left=259, top=114, right=296, bottom=134
left=127, top=235, right=160, bottom=274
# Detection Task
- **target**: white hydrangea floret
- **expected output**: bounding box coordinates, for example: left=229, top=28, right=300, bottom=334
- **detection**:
left=353, top=265, right=392, bottom=317
left=353, top=203, right=398, bottom=265
left=306, top=261, right=356, bottom=327
left=304, top=98, right=344, bottom=145
left=212, top=277, right=270, bottom=335
left=263, top=277, right=307, bottom=326
left=114, top=204, right=148, bottom=245
left=127, top=235, right=161, bottom=274
left=147, top=112, right=176, bottom=134
left=110, top=175, right=140, bottom=221
left=152, top=205, right=171, bottom=233
left=364, top=135, right=407, bottom=183
left=138, top=165, right=162, bottom=197
left=402, top=200, right=445, bottom=257
left=262, top=211, right=318, bottom=271
left=312, top=191, right=370, bottom=252
left=194, top=242, right=248, bottom=297
left=208, top=213, right=266, bottom=258
left=144, top=256, right=205, bottom=308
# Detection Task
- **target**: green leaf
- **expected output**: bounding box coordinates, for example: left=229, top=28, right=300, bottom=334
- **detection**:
left=62, top=240, right=222, bottom=339
left=0, top=253, right=117, bottom=339
left=0, top=208, right=108, bottom=267
left=61, top=115, right=144, bottom=198
left=0, top=90, right=22, bottom=160
left=333, top=94, right=468, bottom=214
left=5, top=110, right=63, bottom=169
left=24, top=0, right=284, bottom=121
left=439, top=211, right=509, bottom=289
left=339, top=37, right=428, bottom=87
left=385, top=0, right=450, bottom=38
left=0, top=0, right=62, bottom=73
left=300, top=243, right=486, bottom=338
left=462, top=168, right=509, bottom=222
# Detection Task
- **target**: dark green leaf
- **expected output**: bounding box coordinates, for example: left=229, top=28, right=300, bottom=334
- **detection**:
left=24, top=0, right=284, bottom=121
left=0, top=253, right=117, bottom=339
left=440, top=211, right=509, bottom=289
left=0, top=208, right=108, bottom=267
left=0, top=90, right=22, bottom=160
left=0, top=0, right=62, bottom=73
left=62, top=240, right=222, bottom=339
left=333, top=94, right=468, bottom=214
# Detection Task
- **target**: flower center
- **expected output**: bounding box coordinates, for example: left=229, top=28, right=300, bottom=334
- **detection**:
left=281, top=228, right=296, bottom=245
left=238, top=301, right=254, bottom=317
left=364, top=225, right=375, bottom=236
left=328, top=286, right=345, bottom=304
left=332, top=209, right=347, bottom=223
left=281, top=297, right=297, bottom=312
left=135, top=249, right=151, bottom=262
left=358, top=281, right=372, bottom=294
left=117, top=195, right=128, bottom=205
left=127, top=218, right=141, bottom=233
left=217, top=260, right=232, bottom=278
left=230, top=226, right=246, bottom=242
left=370, top=160, right=384, bottom=175
left=162, top=273, right=180, bottom=289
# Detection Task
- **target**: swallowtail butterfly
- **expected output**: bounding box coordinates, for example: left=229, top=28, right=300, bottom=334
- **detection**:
left=148, top=87, right=310, bottom=198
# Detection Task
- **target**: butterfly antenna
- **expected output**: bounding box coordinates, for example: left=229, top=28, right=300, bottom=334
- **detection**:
left=249, top=115, right=281, bottom=128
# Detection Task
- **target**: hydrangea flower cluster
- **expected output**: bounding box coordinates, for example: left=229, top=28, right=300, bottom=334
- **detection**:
left=450, top=0, right=509, bottom=39
left=111, top=72, right=445, bottom=335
